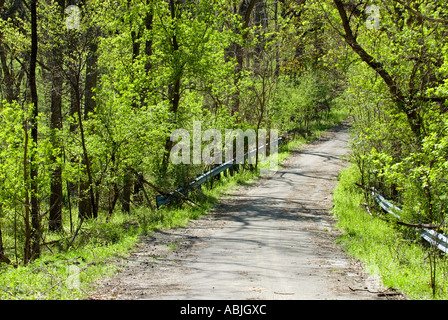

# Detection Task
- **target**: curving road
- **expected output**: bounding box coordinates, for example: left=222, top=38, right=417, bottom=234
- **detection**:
left=93, top=123, right=386, bottom=300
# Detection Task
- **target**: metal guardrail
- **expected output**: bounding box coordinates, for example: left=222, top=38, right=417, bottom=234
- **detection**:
left=156, top=137, right=283, bottom=208
left=372, top=190, right=402, bottom=219
left=372, top=187, right=448, bottom=253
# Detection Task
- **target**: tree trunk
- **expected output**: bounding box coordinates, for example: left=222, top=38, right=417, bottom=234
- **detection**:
left=85, top=27, right=98, bottom=118
left=0, top=0, right=23, bottom=103
left=121, top=169, right=132, bottom=213
left=49, top=91, right=63, bottom=231
left=141, top=0, right=154, bottom=106
left=108, top=182, right=119, bottom=217
left=144, top=2, right=153, bottom=74
left=0, top=208, right=11, bottom=264
left=0, top=44, right=17, bottom=103
left=76, top=83, right=97, bottom=219
left=228, top=0, right=257, bottom=116
left=78, top=25, right=99, bottom=219
left=78, top=177, right=93, bottom=219
left=70, top=68, right=96, bottom=219
left=274, top=0, right=280, bottom=78
left=48, top=1, right=65, bottom=231
left=161, top=0, right=182, bottom=174
left=253, top=0, right=268, bottom=76
left=29, top=0, right=40, bottom=261
left=0, top=211, right=5, bottom=259
left=23, top=119, right=31, bottom=263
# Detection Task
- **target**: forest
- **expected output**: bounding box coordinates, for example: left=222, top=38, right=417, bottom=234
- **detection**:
left=0, top=0, right=448, bottom=299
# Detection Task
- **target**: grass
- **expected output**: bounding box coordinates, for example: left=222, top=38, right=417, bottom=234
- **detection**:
left=0, top=109, right=347, bottom=300
left=332, top=165, right=448, bottom=300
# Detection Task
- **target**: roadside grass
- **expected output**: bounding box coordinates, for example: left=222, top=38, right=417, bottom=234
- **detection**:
left=333, top=165, right=448, bottom=300
left=0, top=109, right=347, bottom=300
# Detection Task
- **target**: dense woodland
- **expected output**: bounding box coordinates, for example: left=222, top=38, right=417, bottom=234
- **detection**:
left=0, top=0, right=448, bottom=291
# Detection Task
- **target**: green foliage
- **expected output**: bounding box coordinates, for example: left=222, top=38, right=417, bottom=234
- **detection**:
left=273, top=71, right=342, bottom=134
left=0, top=101, right=27, bottom=209
left=367, top=110, right=448, bottom=227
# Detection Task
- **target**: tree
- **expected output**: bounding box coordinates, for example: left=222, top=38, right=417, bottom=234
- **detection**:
left=47, top=0, right=66, bottom=231
left=28, top=0, right=40, bottom=262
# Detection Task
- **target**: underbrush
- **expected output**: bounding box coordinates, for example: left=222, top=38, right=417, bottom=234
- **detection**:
left=333, top=165, right=448, bottom=300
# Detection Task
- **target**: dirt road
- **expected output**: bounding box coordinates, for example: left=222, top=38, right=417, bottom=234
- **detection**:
left=92, top=123, right=388, bottom=300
